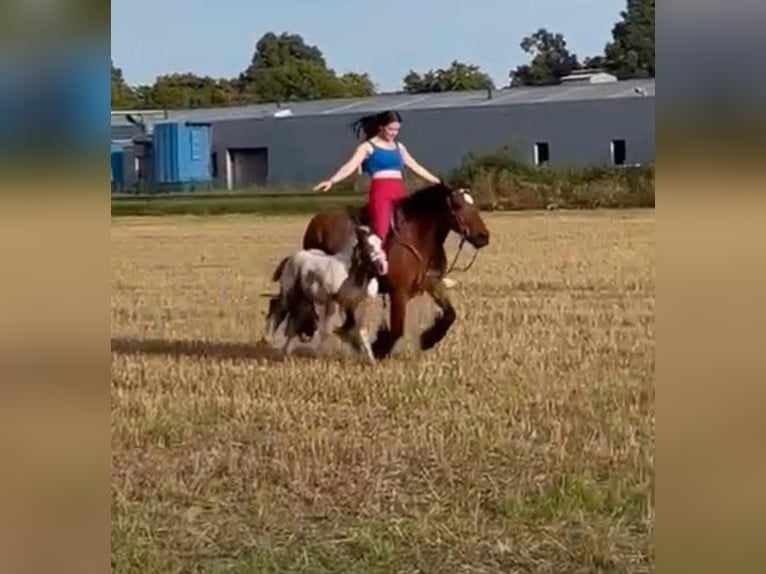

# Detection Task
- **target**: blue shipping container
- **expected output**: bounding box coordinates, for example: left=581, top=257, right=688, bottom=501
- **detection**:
left=111, top=142, right=125, bottom=190
left=153, top=121, right=213, bottom=184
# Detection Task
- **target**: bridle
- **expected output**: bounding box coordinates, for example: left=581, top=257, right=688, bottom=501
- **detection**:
left=445, top=190, right=479, bottom=275
left=388, top=187, right=480, bottom=287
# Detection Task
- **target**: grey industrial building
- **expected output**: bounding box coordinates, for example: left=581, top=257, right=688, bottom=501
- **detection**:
left=111, top=73, right=654, bottom=191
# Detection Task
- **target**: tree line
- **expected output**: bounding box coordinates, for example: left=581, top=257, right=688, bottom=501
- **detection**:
left=112, top=0, right=653, bottom=110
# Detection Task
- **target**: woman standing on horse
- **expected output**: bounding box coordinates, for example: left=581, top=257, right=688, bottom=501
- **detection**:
left=313, top=110, right=442, bottom=243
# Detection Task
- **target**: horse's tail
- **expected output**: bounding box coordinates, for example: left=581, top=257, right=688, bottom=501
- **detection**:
left=271, top=256, right=290, bottom=282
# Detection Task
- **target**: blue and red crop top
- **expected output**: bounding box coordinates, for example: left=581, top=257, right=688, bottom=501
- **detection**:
left=361, top=141, right=404, bottom=175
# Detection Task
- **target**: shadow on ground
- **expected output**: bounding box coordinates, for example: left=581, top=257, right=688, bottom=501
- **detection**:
left=110, top=336, right=374, bottom=364
left=110, top=336, right=316, bottom=362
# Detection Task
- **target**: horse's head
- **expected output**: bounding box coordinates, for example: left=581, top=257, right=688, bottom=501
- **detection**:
left=397, top=182, right=490, bottom=249
left=444, top=186, right=490, bottom=249
left=408, top=183, right=490, bottom=249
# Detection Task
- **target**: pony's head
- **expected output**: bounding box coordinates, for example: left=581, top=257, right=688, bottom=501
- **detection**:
left=350, top=225, right=385, bottom=282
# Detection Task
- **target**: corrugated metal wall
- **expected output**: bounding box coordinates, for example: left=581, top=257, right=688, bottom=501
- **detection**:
left=209, top=96, right=655, bottom=189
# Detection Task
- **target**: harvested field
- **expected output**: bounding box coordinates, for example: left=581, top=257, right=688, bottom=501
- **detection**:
left=111, top=210, right=655, bottom=573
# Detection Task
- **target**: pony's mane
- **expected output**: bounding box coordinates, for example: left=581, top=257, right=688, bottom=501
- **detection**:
left=396, top=182, right=451, bottom=218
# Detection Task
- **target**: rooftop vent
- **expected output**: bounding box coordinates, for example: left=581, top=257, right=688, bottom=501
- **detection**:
left=560, top=70, right=618, bottom=84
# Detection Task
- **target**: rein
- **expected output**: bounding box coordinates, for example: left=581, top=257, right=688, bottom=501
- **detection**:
left=445, top=234, right=478, bottom=275
left=389, top=227, right=428, bottom=289
left=444, top=204, right=479, bottom=275
left=389, top=223, right=478, bottom=289
left=383, top=191, right=480, bottom=289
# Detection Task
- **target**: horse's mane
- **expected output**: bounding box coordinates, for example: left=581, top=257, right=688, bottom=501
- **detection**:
left=396, top=182, right=451, bottom=218
left=342, top=182, right=451, bottom=229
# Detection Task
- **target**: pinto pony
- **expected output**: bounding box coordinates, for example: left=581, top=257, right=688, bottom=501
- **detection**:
left=303, top=182, right=490, bottom=360
left=267, top=224, right=384, bottom=363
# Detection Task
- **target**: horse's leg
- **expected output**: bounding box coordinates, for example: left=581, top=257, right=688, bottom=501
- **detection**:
left=420, top=279, right=457, bottom=351
left=371, top=289, right=407, bottom=360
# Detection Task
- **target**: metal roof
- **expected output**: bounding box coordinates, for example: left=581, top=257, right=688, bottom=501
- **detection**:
left=111, top=78, right=654, bottom=126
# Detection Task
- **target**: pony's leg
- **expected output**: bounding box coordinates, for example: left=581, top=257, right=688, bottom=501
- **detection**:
left=346, top=298, right=376, bottom=365
left=264, top=293, right=278, bottom=334
left=264, top=291, right=288, bottom=347
left=371, top=290, right=407, bottom=360
left=280, top=321, right=297, bottom=359
left=330, top=294, right=369, bottom=362
left=420, top=279, right=456, bottom=351
left=333, top=302, right=355, bottom=343
left=318, top=299, right=338, bottom=348
left=281, top=335, right=295, bottom=357
left=320, top=285, right=374, bottom=364
left=270, top=295, right=290, bottom=334
left=357, top=323, right=376, bottom=365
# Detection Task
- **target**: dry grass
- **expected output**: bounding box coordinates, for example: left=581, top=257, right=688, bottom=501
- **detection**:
left=111, top=210, right=654, bottom=573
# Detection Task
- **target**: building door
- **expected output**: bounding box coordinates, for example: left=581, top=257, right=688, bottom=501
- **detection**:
left=227, top=147, right=268, bottom=189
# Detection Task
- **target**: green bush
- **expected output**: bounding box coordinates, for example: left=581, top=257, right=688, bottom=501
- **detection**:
left=447, top=147, right=654, bottom=210
left=111, top=148, right=654, bottom=217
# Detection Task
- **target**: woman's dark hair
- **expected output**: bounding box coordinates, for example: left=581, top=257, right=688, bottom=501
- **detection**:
left=352, top=110, right=402, bottom=140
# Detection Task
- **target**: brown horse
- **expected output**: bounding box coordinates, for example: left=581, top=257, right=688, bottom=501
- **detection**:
left=303, top=182, right=490, bottom=360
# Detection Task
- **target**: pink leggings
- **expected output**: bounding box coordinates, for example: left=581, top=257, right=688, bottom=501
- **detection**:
left=368, top=177, right=406, bottom=241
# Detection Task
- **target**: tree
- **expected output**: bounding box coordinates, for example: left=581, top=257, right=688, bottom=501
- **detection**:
left=603, top=0, right=655, bottom=78
left=111, top=61, right=136, bottom=108
left=338, top=72, right=375, bottom=97
left=509, top=29, right=581, bottom=86
left=582, top=56, right=606, bottom=70
left=149, top=73, right=239, bottom=109
left=239, top=31, right=375, bottom=102
left=247, top=31, right=326, bottom=71
left=244, top=60, right=348, bottom=102
left=403, top=60, right=494, bottom=93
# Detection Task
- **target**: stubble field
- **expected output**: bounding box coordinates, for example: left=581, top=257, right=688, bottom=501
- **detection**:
left=111, top=210, right=654, bottom=573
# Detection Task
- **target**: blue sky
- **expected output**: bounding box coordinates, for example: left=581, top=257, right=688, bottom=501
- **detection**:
left=111, top=0, right=622, bottom=92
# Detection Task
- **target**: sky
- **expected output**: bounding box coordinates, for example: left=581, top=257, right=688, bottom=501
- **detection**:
left=111, top=0, right=623, bottom=92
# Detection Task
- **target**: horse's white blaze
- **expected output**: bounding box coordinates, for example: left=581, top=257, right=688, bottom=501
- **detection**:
left=460, top=189, right=475, bottom=205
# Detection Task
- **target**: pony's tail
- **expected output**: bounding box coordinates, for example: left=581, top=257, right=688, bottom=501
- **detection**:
left=271, top=256, right=289, bottom=282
